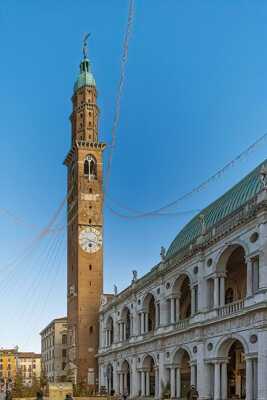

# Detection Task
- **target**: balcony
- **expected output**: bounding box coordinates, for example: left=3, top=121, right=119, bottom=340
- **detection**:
left=217, top=299, right=245, bottom=318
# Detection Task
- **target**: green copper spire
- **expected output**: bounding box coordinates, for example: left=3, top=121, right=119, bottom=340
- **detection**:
left=74, top=34, right=96, bottom=92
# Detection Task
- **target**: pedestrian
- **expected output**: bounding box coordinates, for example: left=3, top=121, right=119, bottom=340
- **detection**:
left=36, top=391, right=43, bottom=400
left=187, top=385, right=199, bottom=400
left=122, top=390, right=128, bottom=400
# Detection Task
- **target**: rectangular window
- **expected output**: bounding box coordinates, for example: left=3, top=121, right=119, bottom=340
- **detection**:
left=62, top=334, right=67, bottom=345
left=252, top=256, right=260, bottom=294
left=62, top=349, right=67, bottom=358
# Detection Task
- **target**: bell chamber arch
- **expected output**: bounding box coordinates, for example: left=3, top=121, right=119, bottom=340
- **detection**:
left=84, top=154, right=97, bottom=180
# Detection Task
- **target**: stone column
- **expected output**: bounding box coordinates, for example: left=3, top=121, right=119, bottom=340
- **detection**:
left=145, top=313, right=148, bottom=333
left=145, top=371, right=150, bottom=396
left=258, top=329, right=267, bottom=400
left=214, top=277, right=220, bottom=308
left=196, top=343, right=210, bottom=399
left=246, top=258, right=253, bottom=297
left=155, top=303, right=159, bottom=328
left=221, top=362, right=227, bottom=400
left=176, top=297, right=180, bottom=322
left=123, top=373, right=127, bottom=394
left=190, top=363, right=196, bottom=386
left=170, top=298, right=176, bottom=324
left=214, top=362, right=221, bottom=400
left=219, top=276, right=225, bottom=306
left=131, top=358, right=138, bottom=398
left=119, top=373, right=123, bottom=394
left=170, top=367, right=176, bottom=399
left=155, top=368, right=159, bottom=400
left=176, top=367, right=181, bottom=398
left=158, top=353, right=165, bottom=399
left=246, top=357, right=253, bottom=400
left=191, top=287, right=196, bottom=315
left=141, top=371, right=146, bottom=397
left=140, top=313, right=144, bottom=334
left=118, top=323, right=121, bottom=342
left=113, top=363, right=118, bottom=395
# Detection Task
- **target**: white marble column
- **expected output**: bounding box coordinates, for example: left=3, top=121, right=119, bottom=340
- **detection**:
left=196, top=343, right=210, bottom=399
left=113, top=363, right=118, bottom=395
left=221, top=362, right=227, bottom=400
left=214, top=362, right=221, bottom=400
left=158, top=353, right=166, bottom=399
left=145, top=371, right=150, bottom=396
left=155, top=368, right=159, bottom=399
left=119, top=373, right=123, bottom=394
left=145, top=312, right=148, bottom=333
left=190, top=363, right=196, bottom=386
left=175, top=297, right=180, bottom=322
left=191, top=287, right=196, bottom=315
left=170, top=298, right=176, bottom=324
left=176, top=367, right=181, bottom=398
left=258, top=329, right=267, bottom=400
left=140, top=313, right=144, bottom=334
left=246, top=357, right=253, bottom=400
left=170, top=367, right=176, bottom=399
left=141, top=371, right=146, bottom=396
left=219, top=276, right=225, bottom=306
left=246, top=258, right=253, bottom=297
left=214, top=277, right=220, bottom=308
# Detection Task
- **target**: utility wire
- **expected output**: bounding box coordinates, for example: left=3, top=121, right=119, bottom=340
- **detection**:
left=104, top=0, right=135, bottom=195
left=105, top=132, right=267, bottom=219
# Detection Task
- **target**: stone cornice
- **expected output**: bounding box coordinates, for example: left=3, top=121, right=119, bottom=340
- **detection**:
left=63, top=141, right=106, bottom=166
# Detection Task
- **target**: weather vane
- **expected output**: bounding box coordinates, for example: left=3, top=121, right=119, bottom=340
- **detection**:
left=83, top=32, right=91, bottom=59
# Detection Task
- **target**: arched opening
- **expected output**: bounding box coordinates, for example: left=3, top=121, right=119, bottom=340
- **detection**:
left=171, top=274, right=192, bottom=323
left=121, top=360, right=130, bottom=395
left=180, top=276, right=191, bottom=319
left=84, top=154, right=97, bottom=179
left=172, top=348, right=192, bottom=399
left=106, top=364, right=113, bottom=394
left=225, top=247, right=246, bottom=304
left=143, top=355, right=155, bottom=397
left=106, top=316, right=114, bottom=346
left=121, top=307, right=131, bottom=340
left=227, top=340, right=246, bottom=399
left=143, top=294, right=156, bottom=333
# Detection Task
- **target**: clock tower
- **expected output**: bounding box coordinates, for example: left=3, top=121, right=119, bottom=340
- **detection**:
left=64, top=43, right=105, bottom=385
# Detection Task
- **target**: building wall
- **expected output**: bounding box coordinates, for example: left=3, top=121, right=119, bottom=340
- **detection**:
left=98, top=191, right=267, bottom=400
left=0, top=350, right=17, bottom=387
left=17, top=354, right=41, bottom=387
left=40, top=318, right=68, bottom=383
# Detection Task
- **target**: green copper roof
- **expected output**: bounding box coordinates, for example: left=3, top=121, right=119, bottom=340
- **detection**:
left=166, top=160, right=266, bottom=259
left=74, top=58, right=96, bottom=92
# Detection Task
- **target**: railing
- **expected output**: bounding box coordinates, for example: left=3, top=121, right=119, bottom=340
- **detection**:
left=218, top=299, right=245, bottom=317
left=175, top=317, right=190, bottom=330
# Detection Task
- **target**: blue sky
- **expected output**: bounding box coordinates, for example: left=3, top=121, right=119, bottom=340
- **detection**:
left=1, top=1, right=267, bottom=352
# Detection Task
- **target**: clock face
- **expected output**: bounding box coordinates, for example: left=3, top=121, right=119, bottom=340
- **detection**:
left=79, top=227, right=102, bottom=253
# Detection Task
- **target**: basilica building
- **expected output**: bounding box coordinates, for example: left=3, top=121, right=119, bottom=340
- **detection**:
left=97, top=162, right=267, bottom=400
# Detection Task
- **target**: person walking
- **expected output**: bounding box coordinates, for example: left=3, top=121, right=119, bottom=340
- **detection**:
left=187, top=385, right=199, bottom=400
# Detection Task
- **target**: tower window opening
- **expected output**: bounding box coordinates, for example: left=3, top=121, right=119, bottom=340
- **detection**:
left=84, top=155, right=97, bottom=180
left=89, top=265, right=92, bottom=271
left=89, top=326, right=93, bottom=334
left=89, top=219, right=92, bottom=224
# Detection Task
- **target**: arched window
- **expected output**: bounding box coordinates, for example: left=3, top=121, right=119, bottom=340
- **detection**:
left=225, top=287, right=234, bottom=304
left=84, top=155, right=97, bottom=179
